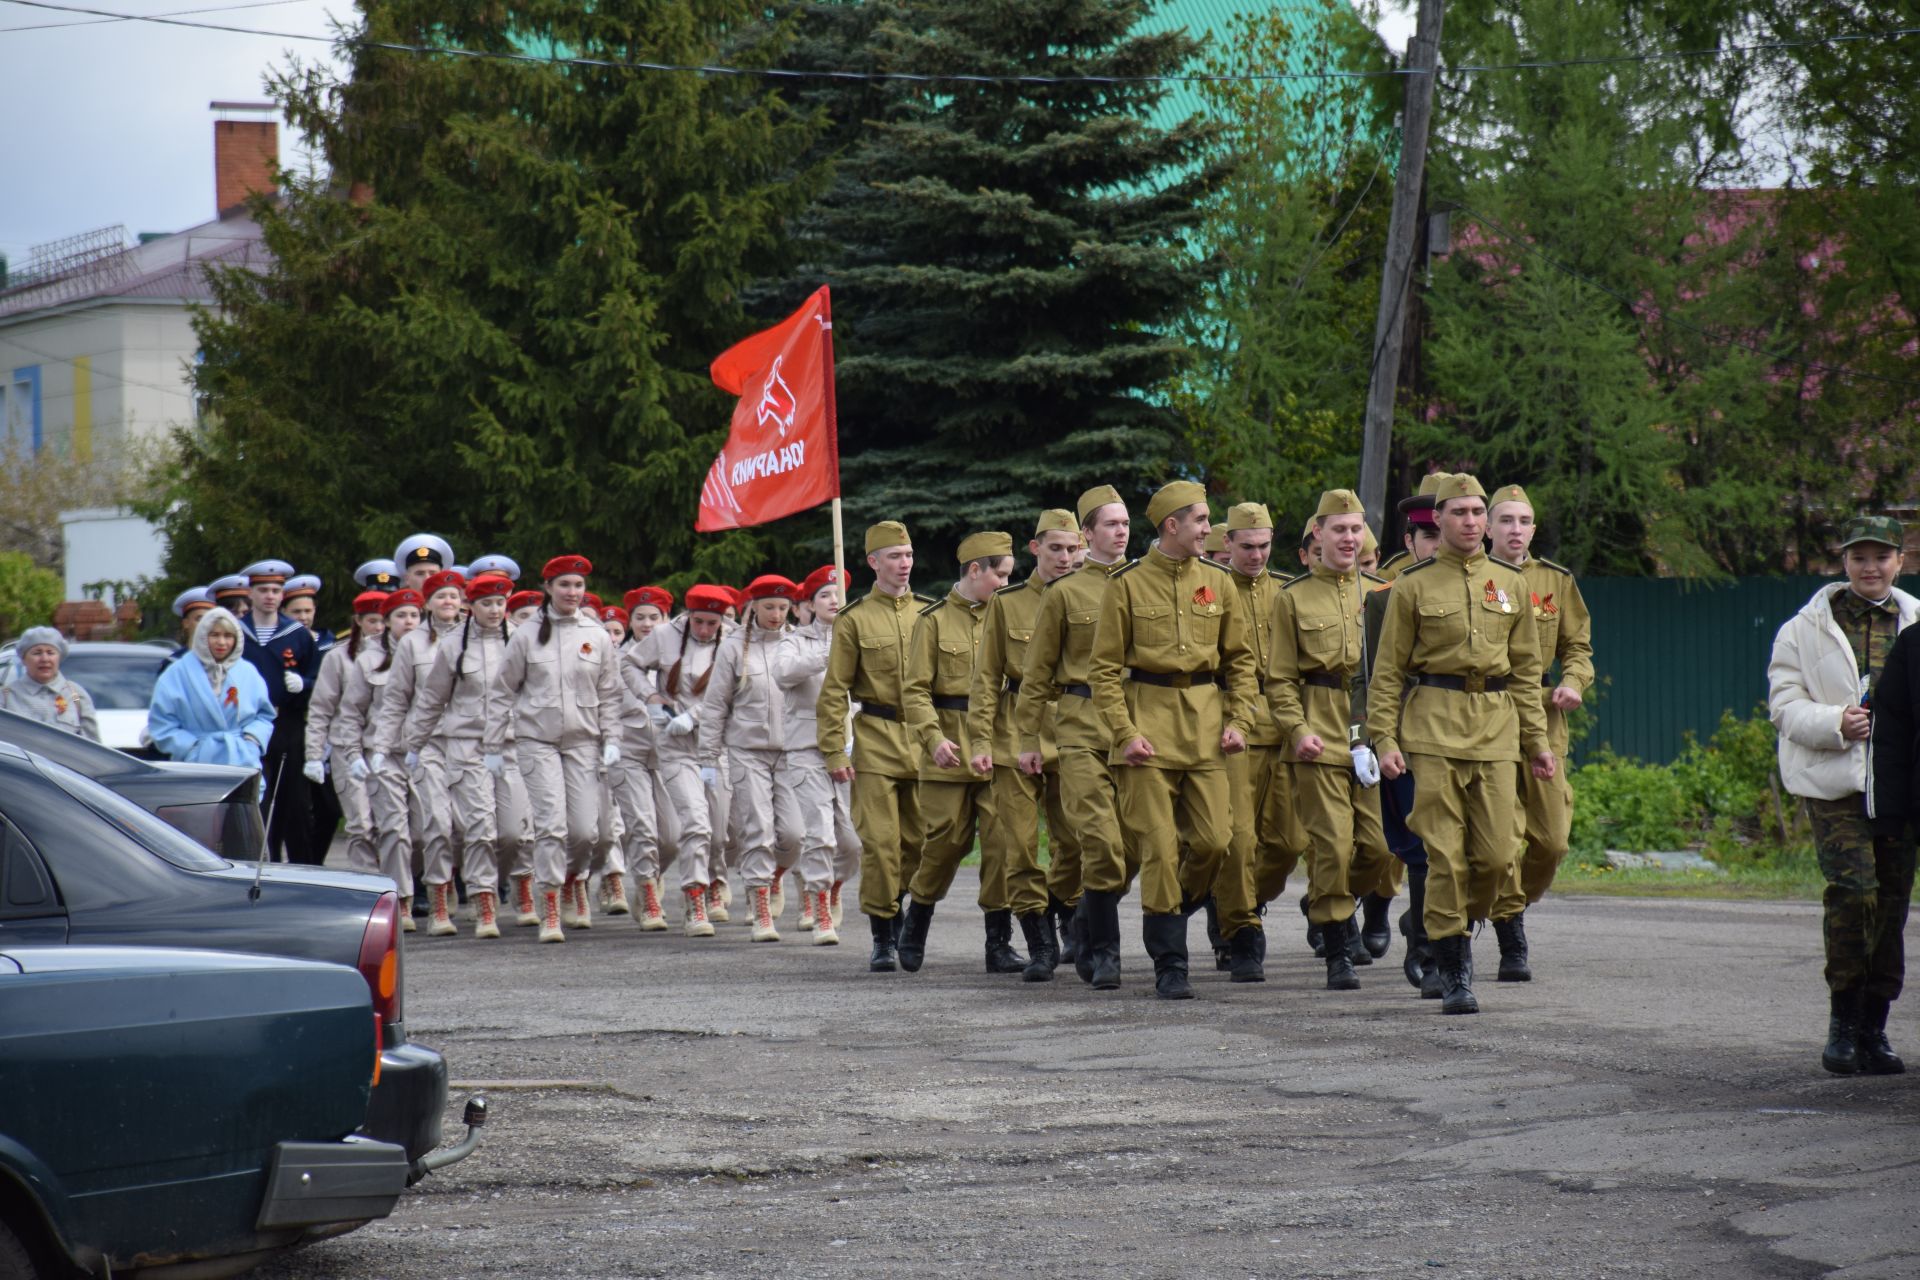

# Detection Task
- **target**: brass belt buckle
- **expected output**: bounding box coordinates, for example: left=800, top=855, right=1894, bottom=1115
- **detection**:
left=1463, top=671, right=1486, bottom=694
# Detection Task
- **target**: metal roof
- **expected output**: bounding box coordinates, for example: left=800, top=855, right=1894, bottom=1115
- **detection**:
left=0, top=213, right=269, bottom=325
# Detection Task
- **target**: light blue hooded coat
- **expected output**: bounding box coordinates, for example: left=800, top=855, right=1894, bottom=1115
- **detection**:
left=148, top=607, right=276, bottom=774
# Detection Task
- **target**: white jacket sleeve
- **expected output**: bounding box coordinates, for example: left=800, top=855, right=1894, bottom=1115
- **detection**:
left=1767, top=622, right=1847, bottom=753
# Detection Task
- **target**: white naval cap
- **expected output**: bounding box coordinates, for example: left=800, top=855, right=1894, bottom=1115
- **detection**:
left=468, top=554, right=521, bottom=582
left=283, top=574, right=322, bottom=599
left=210, top=573, right=251, bottom=599
left=394, top=533, right=455, bottom=572
left=172, top=586, right=215, bottom=617
left=238, top=558, right=296, bottom=583
left=353, top=558, right=401, bottom=589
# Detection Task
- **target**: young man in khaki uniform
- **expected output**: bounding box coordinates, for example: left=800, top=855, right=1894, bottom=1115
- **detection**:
left=898, top=533, right=1016, bottom=973
left=1367, top=474, right=1554, bottom=1014
left=968, top=511, right=1082, bottom=981
left=1269, top=489, right=1396, bottom=990
left=818, top=521, right=932, bottom=971
left=1484, top=483, right=1594, bottom=981
left=1207, top=501, right=1289, bottom=983
left=1016, top=486, right=1135, bottom=989
left=1088, top=480, right=1260, bottom=999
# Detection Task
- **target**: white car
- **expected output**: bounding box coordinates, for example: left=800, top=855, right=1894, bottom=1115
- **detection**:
left=0, top=639, right=178, bottom=756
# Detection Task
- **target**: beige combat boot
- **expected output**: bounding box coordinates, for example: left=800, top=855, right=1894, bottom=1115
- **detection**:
left=811, top=889, right=839, bottom=946
left=638, top=877, right=668, bottom=931
left=829, top=880, right=845, bottom=929
left=572, top=877, right=592, bottom=930
left=797, top=882, right=816, bottom=932
left=751, top=885, right=780, bottom=943
left=707, top=879, right=731, bottom=924
left=539, top=886, right=566, bottom=943
left=473, top=890, right=501, bottom=939
left=427, top=883, right=457, bottom=936
left=769, top=868, right=786, bottom=921
left=513, top=874, right=539, bottom=926
left=603, top=871, right=630, bottom=915
left=684, top=885, right=715, bottom=938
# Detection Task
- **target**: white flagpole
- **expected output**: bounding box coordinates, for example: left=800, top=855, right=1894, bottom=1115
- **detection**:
left=831, top=497, right=846, bottom=602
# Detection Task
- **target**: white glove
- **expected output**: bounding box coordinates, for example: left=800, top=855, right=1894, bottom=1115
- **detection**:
left=602, top=741, right=621, bottom=768
left=321, top=742, right=332, bottom=763
left=349, top=757, right=370, bottom=781
left=667, top=712, right=695, bottom=737
left=648, top=704, right=672, bottom=727
left=283, top=671, right=304, bottom=694
left=699, top=765, right=719, bottom=790
left=405, top=750, right=421, bottom=774
left=1351, top=744, right=1381, bottom=788
left=369, top=752, right=387, bottom=774
left=483, top=753, right=505, bottom=776
left=302, top=760, right=326, bottom=786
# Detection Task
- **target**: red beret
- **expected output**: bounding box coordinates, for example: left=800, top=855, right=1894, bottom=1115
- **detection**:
left=380, top=588, right=425, bottom=616
left=599, top=605, right=630, bottom=626
left=352, top=590, right=388, bottom=615
left=583, top=592, right=604, bottom=611
left=794, top=565, right=842, bottom=603
left=421, top=569, right=467, bottom=599
left=466, top=574, right=514, bottom=601
left=624, top=586, right=673, bottom=614
left=506, top=589, right=545, bottom=613
left=745, top=574, right=798, bottom=602
left=683, top=584, right=733, bottom=615
left=728, top=587, right=748, bottom=611
left=542, top=554, right=592, bottom=580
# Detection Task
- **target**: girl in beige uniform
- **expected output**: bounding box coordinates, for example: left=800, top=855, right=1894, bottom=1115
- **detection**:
left=304, top=590, right=385, bottom=872
left=766, top=566, right=856, bottom=943
left=404, top=573, right=529, bottom=938
left=588, top=604, right=633, bottom=917
left=627, top=585, right=733, bottom=935
left=485, top=556, right=622, bottom=943
left=618, top=587, right=673, bottom=929
left=335, top=589, right=422, bottom=928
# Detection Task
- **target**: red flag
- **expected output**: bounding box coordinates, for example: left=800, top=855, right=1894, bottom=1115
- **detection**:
left=697, top=286, right=840, bottom=532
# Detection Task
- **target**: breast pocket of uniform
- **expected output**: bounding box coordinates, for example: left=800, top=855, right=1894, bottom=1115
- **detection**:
left=859, top=633, right=898, bottom=675
left=1532, top=611, right=1560, bottom=656
left=1297, top=614, right=1343, bottom=656
left=1006, top=627, right=1033, bottom=669
left=526, top=649, right=560, bottom=707
left=1417, top=602, right=1467, bottom=644
left=1067, top=610, right=1098, bottom=644
left=1131, top=603, right=1174, bottom=648
left=1477, top=598, right=1517, bottom=641
left=1189, top=601, right=1223, bottom=646
left=936, top=639, right=973, bottom=683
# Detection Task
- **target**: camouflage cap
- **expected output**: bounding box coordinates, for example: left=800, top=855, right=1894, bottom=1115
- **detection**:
left=1226, top=501, right=1272, bottom=532
left=957, top=531, right=1014, bottom=563
left=1313, top=488, right=1366, bottom=520
left=1034, top=508, right=1078, bottom=537
left=1840, top=515, right=1904, bottom=551
left=1489, top=483, right=1533, bottom=513
left=1076, top=485, right=1125, bottom=526
left=1146, top=480, right=1209, bottom=528
left=864, top=520, right=911, bottom=554
left=1433, top=473, right=1488, bottom=505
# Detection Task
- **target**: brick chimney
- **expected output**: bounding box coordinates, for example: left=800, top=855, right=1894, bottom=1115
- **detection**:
left=211, top=102, right=279, bottom=219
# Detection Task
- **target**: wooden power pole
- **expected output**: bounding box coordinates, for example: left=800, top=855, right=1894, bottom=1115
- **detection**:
left=1357, top=0, right=1445, bottom=530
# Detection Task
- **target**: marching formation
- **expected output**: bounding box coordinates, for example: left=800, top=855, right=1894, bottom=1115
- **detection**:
left=148, top=472, right=1596, bottom=1017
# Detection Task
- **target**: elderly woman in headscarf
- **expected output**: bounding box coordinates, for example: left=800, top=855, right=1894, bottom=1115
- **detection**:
left=1, top=626, right=100, bottom=741
left=147, top=606, right=276, bottom=772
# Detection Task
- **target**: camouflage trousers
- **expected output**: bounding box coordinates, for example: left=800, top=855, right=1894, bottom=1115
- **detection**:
left=1805, top=795, right=1916, bottom=1000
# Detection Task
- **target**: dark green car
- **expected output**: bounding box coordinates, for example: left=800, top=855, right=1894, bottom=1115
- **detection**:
left=0, top=946, right=413, bottom=1279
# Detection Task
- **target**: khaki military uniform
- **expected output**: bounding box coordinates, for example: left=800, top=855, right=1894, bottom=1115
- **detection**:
left=1088, top=547, right=1259, bottom=917
left=1365, top=548, right=1548, bottom=939
left=819, top=588, right=930, bottom=918
left=904, top=588, right=997, bottom=906
left=1269, top=564, right=1395, bottom=924
left=967, top=575, right=1076, bottom=918
left=1493, top=557, right=1593, bottom=911
left=1215, top=566, right=1296, bottom=938
left=1015, top=558, right=1131, bottom=898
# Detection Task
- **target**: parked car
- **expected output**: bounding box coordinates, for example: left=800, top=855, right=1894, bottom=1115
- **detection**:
left=0, top=944, right=412, bottom=1279
left=0, top=640, right=178, bottom=756
left=0, top=707, right=263, bottom=859
left=0, top=740, right=468, bottom=1178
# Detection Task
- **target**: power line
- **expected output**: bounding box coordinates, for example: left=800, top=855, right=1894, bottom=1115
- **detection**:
left=1450, top=201, right=1920, bottom=393
left=0, top=0, right=314, bottom=35
left=2, top=0, right=1917, bottom=86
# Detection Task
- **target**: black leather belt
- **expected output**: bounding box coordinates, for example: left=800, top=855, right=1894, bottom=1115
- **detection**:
left=859, top=703, right=900, bottom=721
left=1004, top=677, right=1022, bottom=695
left=1417, top=673, right=1508, bottom=694
left=931, top=694, right=969, bottom=711
left=1129, top=668, right=1218, bottom=689
left=1302, top=672, right=1351, bottom=691
left=1063, top=683, right=1093, bottom=699
left=1541, top=673, right=1554, bottom=688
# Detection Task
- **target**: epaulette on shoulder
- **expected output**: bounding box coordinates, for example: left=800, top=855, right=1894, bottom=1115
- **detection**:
left=1361, top=570, right=1388, bottom=586
left=841, top=594, right=869, bottom=614
left=1198, top=557, right=1231, bottom=571
left=994, top=581, right=1025, bottom=596
left=913, top=592, right=939, bottom=605
left=1281, top=573, right=1311, bottom=591
left=1489, top=554, right=1526, bottom=572
left=1400, top=557, right=1437, bottom=576
left=1379, top=550, right=1410, bottom=570
left=918, top=598, right=944, bottom=617
left=1268, top=568, right=1296, bottom=582
left=1534, top=556, right=1575, bottom=577
left=1110, top=559, right=1141, bottom=578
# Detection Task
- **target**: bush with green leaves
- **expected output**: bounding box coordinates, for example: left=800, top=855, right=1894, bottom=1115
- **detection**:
left=0, top=552, right=63, bottom=639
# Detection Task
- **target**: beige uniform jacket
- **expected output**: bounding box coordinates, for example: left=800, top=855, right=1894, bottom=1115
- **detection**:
left=1267, top=563, right=1369, bottom=755
left=1364, top=547, right=1549, bottom=762
left=616, top=640, right=659, bottom=763
left=697, top=626, right=789, bottom=761
left=767, top=621, right=836, bottom=754
left=484, top=610, right=619, bottom=753
left=904, top=588, right=989, bottom=783
left=406, top=622, right=508, bottom=750
left=1087, top=545, right=1259, bottom=771
left=304, top=643, right=352, bottom=762
left=332, top=645, right=395, bottom=766
left=1516, top=557, right=1595, bottom=694
left=1015, top=558, right=1127, bottom=756
left=371, top=621, right=456, bottom=757
left=966, top=576, right=1056, bottom=764
left=625, top=615, right=724, bottom=766
left=817, top=588, right=927, bottom=780
left=1229, top=567, right=1286, bottom=748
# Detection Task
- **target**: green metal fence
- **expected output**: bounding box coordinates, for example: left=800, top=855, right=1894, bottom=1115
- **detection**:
left=1573, top=575, right=1858, bottom=765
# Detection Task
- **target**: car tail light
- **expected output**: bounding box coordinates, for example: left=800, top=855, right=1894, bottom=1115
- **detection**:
left=357, top=891, right=403, bottom=1050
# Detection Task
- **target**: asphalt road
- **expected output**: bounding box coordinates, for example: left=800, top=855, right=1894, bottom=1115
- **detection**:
left=259, top=875, right=1919, bottom=1279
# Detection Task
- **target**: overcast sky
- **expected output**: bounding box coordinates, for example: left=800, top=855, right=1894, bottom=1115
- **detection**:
left=0, top=1, right=1416, bottom=268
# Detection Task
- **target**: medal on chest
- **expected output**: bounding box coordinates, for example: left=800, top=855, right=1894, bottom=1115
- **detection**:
left=53, top=694, right=68, bottom=715
left=1485, top=579, right=1511, bottom=613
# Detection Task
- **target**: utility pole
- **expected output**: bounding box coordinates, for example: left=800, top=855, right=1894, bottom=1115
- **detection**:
left=1358, top=0, right=1445, bottom=530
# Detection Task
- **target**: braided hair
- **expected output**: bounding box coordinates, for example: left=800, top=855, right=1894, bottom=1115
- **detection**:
left=664, top=616, right=713, bottom=700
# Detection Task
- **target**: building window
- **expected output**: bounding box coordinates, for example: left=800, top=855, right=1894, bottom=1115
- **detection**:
left=5, top=365, right=40, bottom=454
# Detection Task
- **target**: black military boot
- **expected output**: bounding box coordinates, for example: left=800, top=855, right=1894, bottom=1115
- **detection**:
left=1858, top=995, right=1905, bottom=1075
left=1227, top=926, right=1266, bottom=983
left=892, top=892, right=909, bottom=947
left=1434, top=934, right=1478, bottom=1014
left=1493, top=912, right=1532, bottom=982
left=1302, top=894, right=1324, bottom=956
left=1051, top=895, right=1079, bottom=969
left=1322, top=917, right=1360, bottom=991
left=1204, top=896, right=1231, bottom=971
left=1347, top=913, right=1373, bottom=967
left=1018, top=912, right=1057, bottom=983
left=1400, top=862, right=1432, bottom=990
left=984, top=909, right=1028, bottom=973
left=897, top=900, right=936, bottom=973
left=1823, top=988, right=1862, bottom=1075
left=1086, top=891, right=1122, bottom=990
left=1359, top=892, right=1392, bottom=958
left=1142, top=914, right=1193, bottom=1000
left=1069, top=898, right=1096, bottom=984
left=867, top=914, right=898, bottom=972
